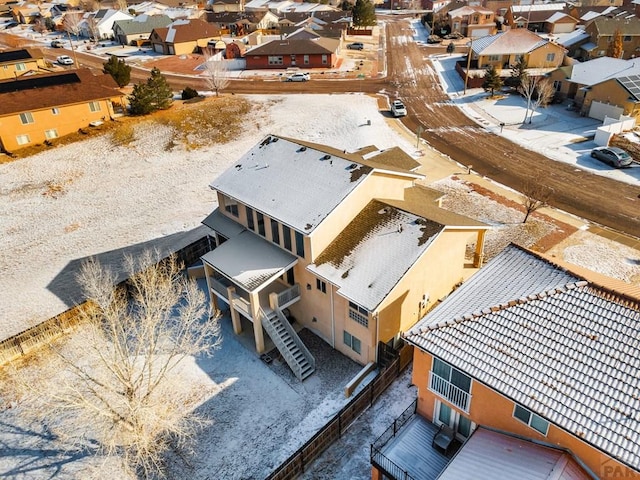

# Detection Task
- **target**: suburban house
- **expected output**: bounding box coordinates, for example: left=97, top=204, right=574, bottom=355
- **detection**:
left=0, top=48, right=49, bottom=80
left=547, top=57, right=640, bottom=119
left=0, top=69, right=123, bottom=152
left=466, top=28, right=565, bottom=72
left=200, top=135, right=489, bottom=380
left=542, top=12, right=579, bottom=34
left=149, top=19, right=222, bottom=55
left=244, top=36, right=340, bottom=68
left=370, top=244, right=640, bottom=480
left=446, top=5, right=497, bottom=38
left=112, top=14, right=173, bottom=46
left=276, top=11, right=352, bottom=36
left=204, top=10, right=280, bottom=35
left=10, top=3, right=44, bottom=24
left=208, top=0, right=244, bottom=13
left=504, top=3, right=567, bottom=32
left=583, top=15, right=640, bottom=60
left=79, top=8, right=133, bottom=40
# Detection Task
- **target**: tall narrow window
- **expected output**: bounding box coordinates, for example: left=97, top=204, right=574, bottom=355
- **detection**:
left=19, top=112, right=34, bottom=125
left=271, top=219, right=280, bottom=244
left=286, top=269, right=295, bottom=285
left=89, top=101, right=101, bottom=112
left=51, top=108, right=60, bottom=115
left=283, top=225, right=292, bottom=251
left=257, top=212, right=265, bottom=236
left=316, top=279, right=326, bottom=293
left=245, top=206, right=255, bottom=231
left=295, top=231, right=305, bottom=258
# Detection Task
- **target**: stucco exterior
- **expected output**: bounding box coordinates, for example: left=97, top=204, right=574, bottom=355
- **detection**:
left=582, top=78, right=640, bottom=118
left=0, top=52, right=47, bottom=80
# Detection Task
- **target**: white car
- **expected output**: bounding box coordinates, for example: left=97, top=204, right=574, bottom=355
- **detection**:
left=57, top=55, right=74, bottom=65
left=286, top=72, right=310, bottom=82
left=391, top=100, right=407, bottom=117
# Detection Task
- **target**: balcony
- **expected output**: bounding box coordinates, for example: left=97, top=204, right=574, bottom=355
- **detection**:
left=371, top=400, right=460, bottom=480
left=429, top=372, right=471, bottom=412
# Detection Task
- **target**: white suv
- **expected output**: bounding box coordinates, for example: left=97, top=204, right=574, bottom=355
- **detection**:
left=391, top=100, right=407, bottom=117
left=57, top=55, right=74, bottom=65
left=286, top=72, right=310, bottom=82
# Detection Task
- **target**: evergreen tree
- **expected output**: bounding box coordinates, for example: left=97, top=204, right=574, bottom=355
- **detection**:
left=352, top=0, right=376, bottom=27
left=128, top=83, right=154, bottom=115
left=103, top=56, right=131, bottom=88
left=508, top=55, right=527, bottom=90
left=146, top=67, right=174, bottom=111
left=446, top=42, right=455, bottom=55
left=606, top=29, right=623, bottom=59
left=482, top=65, right=503, bottom=97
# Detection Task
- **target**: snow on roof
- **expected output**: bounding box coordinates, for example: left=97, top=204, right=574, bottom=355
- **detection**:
left=406, top=245, right=640, bottom=472
left=546, top=12, right=573, bottom=23
left=568, top=57, right=640, bottom=85
left=308, top=200, right=444, bottom=311
left=472, top=29, right=548, bottom=56
left=511, top=3, right=566, bottom=13
left=210, top=135, right=419, bottom=234
left=552, top=28, right=590, bottom=47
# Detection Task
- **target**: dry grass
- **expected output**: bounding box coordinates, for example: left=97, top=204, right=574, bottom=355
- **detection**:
left=110, top=122, right=136, bottom=147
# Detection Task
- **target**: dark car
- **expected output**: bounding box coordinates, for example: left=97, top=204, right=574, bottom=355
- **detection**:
left=590, top=146, right=633, bottom=168
left=347, top=42, right=364, bottom=50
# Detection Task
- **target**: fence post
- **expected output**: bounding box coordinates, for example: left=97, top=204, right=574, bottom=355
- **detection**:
left=370, top=380, right=375, bottom=406
left=338, top=413, right=342, bottom=437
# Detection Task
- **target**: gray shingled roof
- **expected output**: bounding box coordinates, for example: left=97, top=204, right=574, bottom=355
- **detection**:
left=113, top=15, right=172, bottom=35
left=406, top=244, right=640, bottom=472
left=210, top=135, right=414, bottom=234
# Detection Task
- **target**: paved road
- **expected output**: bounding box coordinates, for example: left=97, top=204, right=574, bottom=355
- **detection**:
left=5, top=25, right=640, bottom=238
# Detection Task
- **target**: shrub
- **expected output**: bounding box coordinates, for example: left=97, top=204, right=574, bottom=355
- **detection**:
left=181, top=87, right=199, bottom=100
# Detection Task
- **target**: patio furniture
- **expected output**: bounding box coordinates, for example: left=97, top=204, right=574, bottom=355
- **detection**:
left=432, top=424, right=455, bottom=456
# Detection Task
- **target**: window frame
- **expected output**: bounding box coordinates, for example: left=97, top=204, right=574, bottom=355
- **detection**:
left=343, top=330, right=361, bottom=354
left=16, top=134, right=30, bottom=145
left=51, top=107, right=60, bottom=115
left=224, top=197, right=239, bottom=217
left=513, top=404, right=549, bottom=435
left=44, top=129, right=58, bottom=140
left=89, top=101, right=101, bottom=112
left=19, top=112, right=34, bottom=125
left=546, top=52, right=555, bottom=62
left=257, top=212, right=265, bottom=236
left=283, top=225, right=292, bottom=251
left=295, top=230, right=305, bottom=258
left=268, top=55, right=283, bottom=65
left=432, top=358, right=471, bottom=393
left=316, top=278, right=326, bottom=293
left=270, top=218, right=280, bottom=244
left=245, top=206, right=255, bottom=231
left=15, top=62, right=26, bottom=71
left=348, top=301, right=368, bottom=327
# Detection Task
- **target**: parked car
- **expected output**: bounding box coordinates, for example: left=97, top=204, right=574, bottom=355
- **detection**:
left=391, top=100, right=407, bottom=117
left=57, top=55, right=74, bottom=65
left=286, top=72, right=310, bottom=82
left=51, top=40, right=64, bottom=48
left=590, top=147, right=633, bottom=168
left=347, top=42, right=364, bottom=50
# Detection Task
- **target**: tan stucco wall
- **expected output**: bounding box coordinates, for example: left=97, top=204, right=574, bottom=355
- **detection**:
left=0, top=99, right=115, bottom=152
left=0, top=58, right=47, bottom=80
left=412, top=349, right=637, bottom=478
left=584, top=79, right=640, bottom=118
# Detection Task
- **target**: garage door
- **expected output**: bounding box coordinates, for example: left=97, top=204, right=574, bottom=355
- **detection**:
left=153, top=43, right=163, bottom=54
left=589, top=101, right=623, bottom=121
left=471, top=28, right=492, bottom=37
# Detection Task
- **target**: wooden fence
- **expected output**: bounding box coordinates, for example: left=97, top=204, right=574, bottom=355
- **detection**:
left=265, top=343, right=413, bottom=480
left=0, top=235, right=212, bottom=366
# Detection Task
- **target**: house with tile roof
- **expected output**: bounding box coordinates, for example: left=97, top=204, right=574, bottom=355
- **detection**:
left=244, top=36, right=339, bottom=68
left=112, top=14, right=173, bottom=46
left=0, top=48, right=49, bottom=80
left=385, top=244, right=640, bottom=480
left=547, top=57, right=640, bottom=118
left=583, top=15, right=640, bottom=60
left=150, top=18, right=222, bottom=55
left=200, top=135, right=489, bottom=380
left=446, top=5, right=496, bottom=38
left=0, top=68, right=123, bottom=152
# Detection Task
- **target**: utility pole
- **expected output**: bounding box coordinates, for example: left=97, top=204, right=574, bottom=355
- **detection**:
left=67, top=30, right=79, bottom=66
left=416, top=125, right=424, bottom=149
left=463, top=36, right=472, bottom=95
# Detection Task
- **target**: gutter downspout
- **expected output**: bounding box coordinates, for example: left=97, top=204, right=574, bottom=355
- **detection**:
left=330, top=283, right=335, bottom=348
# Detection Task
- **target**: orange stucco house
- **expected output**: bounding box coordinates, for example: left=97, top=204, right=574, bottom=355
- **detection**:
left=0, top=68, right=123, bottom=152
left=370, top=244, right=640, bottom=479
left=200, top=136, right=489, bottom=380
left=0, top=48, right=49, bottom=80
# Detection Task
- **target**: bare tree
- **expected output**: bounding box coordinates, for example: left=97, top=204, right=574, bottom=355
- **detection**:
left=87, top=16, right=101, bottom=42
left=519, top=73, right=555, bottom=124
left=15, top=251, right=222, bottom=478
left=521, top=181, right=551, bottom=223
left=202, top=51, right=230, bottom=97
left=63, top=11, right=83, bottom=64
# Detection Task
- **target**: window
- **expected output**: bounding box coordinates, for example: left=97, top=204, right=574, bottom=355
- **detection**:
left=51, top=107, right=60, bottom=115
left=245, top=206, right=255, bottom=231
left=271, top=219, right=279, bottom=244
left=286, top=268, right=295, bottom=286
left=224, top=197, right=239, bottom=217
left=343, top=330, right=361, bottom=354
left=15, top=62, right=26, bottom=71
left=488, top=54, right=500, bottom=62
left=436, top=401, right=473, bottom=439
left=348, top=301, right=368, bottom=327
left=89, top=101, right=101, bottom=112
left=303, top=55, right=309, bottom=65
left=16, top=134, right=30, bottom=145
left=295, top=231, right=305, bottom=258
left=19, top=112, right=34, bottom=125
left=546, top=53, right=555, bottom=62
left=430, top=358, right=472, bottom=411
left=44, top=129, right=58, bottom=139
left=268, top=55, right=283, bottom=65
left=513, top=404, right=549, bottom=435
left=316, top=278, right=326, bottom=293
left=283, top=225, right=292, bottom=251
left=624, top=35, right=632, bottom=42
left=321, top=54, right=328, bottom=65
left=257, top=212, right=265, bottom=236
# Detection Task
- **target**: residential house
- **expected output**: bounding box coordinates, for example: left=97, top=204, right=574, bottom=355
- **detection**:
left=377, top=244, right=640, bottom=479
left=0, top=48, right=49, bottom=80
left=112, top=14, right=173, bottom=46
left=276, top=11, right=351, bottom=36
left=467, top=28, right=565, bottom=73
left=11, top=3, right=43, bottom=24
left=150, top=18, right=222, bottom=54
left=244, top=0, right=338, bottom=15
left=0, top=68, right=122, bottom=152
left=447, top=5, right=496, bottom=38
left=244, top=36, right=339, bottom=68
left=547, top=57, right=640, bottom=118
left=543, top=12, right=579, bottom=35
left=208, top=0, right=244, bottom=13
left=504, top=4, right=567, bottom=33
left=204, top=10, right=279, bottom=35
left=583, top=16, right=640, bottom=60
left=201, top=135, right=488, bottom=380
left=80, top=8, right=133, bottom=40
